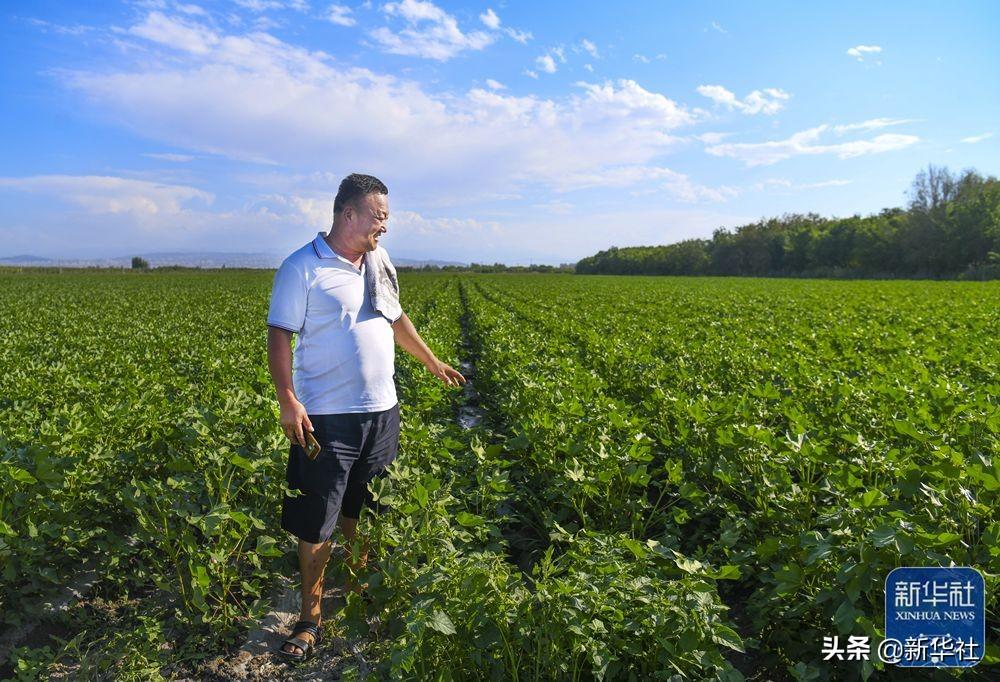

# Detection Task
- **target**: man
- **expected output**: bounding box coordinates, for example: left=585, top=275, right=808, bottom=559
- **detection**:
left=266, top=173, right=465, bottom=660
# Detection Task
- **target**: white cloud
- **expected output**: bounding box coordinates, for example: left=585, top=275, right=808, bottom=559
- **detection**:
left=695, top=131, right=732, bottom=144
left=485, top=78, right=505, bottom=90
left=175, top=4, right=207, bottom=16
left=575, top=79, right=698, bottom=129
left=563, top=166, right=738, bottom=202
left=372, top=0, right=494, bottom=60
left=391, top=209, right=501, bottom=236
left=633, top=53, right=650, bottom=64
left=144, top=152, right=197, bottom=161
left=580, top=39, right=598, bottom=58
left=846, top=44, right=881, bottom=61
left=0, top=176, right=311, bottom=256
left=705, top=123, right=919, bottom=166
left=479, top=8, right=500, bottom=30
left=583, top=63, right=593, bottom=72
left=696, top=84, right=790, bottom=115
left=504, top=27, right=531, bottom=43
left=800, top=179, right=852, bottom=188
left=757, top=178, right=793, bottom=188
left=534, top=46, right=566, bottom=75
left=0, top=175, right=213, bottom=217
left=755, top=178, right=852, bottom=191
left=473, top=10, right=532, bottom=43
left=69, top=15, right=702, bottom=203
left=27, top=18, right=95, bottom=35
left=246, top=191, right=333, bottom=230
left=536, top=53, right=557, bottom=73
left=961, top=132, right=994, bottom=144
left=326, top=4, right=355, bottom=26
left=532, top=200, right=574, bottom=215
left=832, top=117, right=916, bottom=133
left=709, top=21, right=727, bottom=35
left=234, top=0, right=309, bottom=12
left=128, top=11, right=218, bottom=54
left=234, top=0, right=310, bottom=12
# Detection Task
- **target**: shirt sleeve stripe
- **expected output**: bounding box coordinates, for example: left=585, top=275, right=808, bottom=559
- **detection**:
left=266, top=321, right=300, bottom=333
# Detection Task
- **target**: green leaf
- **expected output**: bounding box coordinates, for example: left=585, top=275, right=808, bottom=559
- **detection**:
left=869, top=525, right=896, bottom=548
left=712, top=624, right=745, bottom=653
left=674, top=555, right=705, bottom=574
left=191, top=564, right=210, bottom=589
left=7, top=467, right=37, bottom=485
left=426, top=609, right=456, bottom=635
left=412, top=482, right=429, bottom=508
left=893, top=420, right=928, bottom=442
left=834, top=600, right=860, bottom=634
left=860, top=489, right=886, bottom=508
left=621, top=538, right=647, bottom=559
left=934, top=532, right=961, bottom=546
left=255, top=534, right=283, bottom=558
left=455, top=512, right=484, bottom=527
left=228, top=453, right=254, bottom=471
left=708, top=564, right=742, bottom=580
left=788, top=661, right=821, bottom=682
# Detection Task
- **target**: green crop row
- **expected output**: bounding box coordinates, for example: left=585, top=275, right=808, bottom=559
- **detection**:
left=467, top=274, right=1000, bottom=679
left=1, top=271, right=997, bottom=680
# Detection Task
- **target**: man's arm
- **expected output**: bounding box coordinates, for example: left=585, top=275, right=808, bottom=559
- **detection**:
left=267, top=325, right=313, bottom=448
left=391, top=312, right=466, bottom=388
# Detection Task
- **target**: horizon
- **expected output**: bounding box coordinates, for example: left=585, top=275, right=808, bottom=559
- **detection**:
left=1, top=1, right=997, bottom=265
left=0, top=178, right=987, bottom=268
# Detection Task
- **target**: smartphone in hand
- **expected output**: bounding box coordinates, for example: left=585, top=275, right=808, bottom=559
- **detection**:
left=304, top=431, right=321, bottom=460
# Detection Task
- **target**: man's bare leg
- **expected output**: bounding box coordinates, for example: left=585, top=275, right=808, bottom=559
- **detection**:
left=281, top=538, right=333, bottom=656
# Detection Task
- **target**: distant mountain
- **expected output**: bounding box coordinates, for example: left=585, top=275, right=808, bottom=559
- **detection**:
left=126, top=252, right=285, bottom=268
left=0, top=252, right=467, bottom=269
left=0, top=254, right=53, bottom=263
left=393, top=257, right=467, bottom=268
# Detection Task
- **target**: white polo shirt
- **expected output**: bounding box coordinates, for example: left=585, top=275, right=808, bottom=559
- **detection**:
left=267, top=233, right=398, bottom=414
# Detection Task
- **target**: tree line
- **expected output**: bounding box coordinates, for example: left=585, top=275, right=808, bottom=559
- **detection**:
left=576, top=165, right=1000, bottom=279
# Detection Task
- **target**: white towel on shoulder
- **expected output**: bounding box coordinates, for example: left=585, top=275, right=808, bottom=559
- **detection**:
left=365, top=246, right=402, bottom=323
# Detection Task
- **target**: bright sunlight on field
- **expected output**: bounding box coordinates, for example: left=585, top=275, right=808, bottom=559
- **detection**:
left=1, top=270, right=996, bottom=679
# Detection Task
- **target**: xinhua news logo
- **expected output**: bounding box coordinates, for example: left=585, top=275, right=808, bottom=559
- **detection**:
left=821, top=566, right=984, bottom=668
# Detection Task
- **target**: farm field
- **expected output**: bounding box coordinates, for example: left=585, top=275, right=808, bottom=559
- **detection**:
left=0, top=269, right=997, bottom=680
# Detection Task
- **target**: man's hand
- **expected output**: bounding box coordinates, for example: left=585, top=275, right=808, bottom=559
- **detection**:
left=279, top=397, right=314, bottom=448
left=425, top=359, right=466, bottom=388
left=393, top=312, right=466, bottom=388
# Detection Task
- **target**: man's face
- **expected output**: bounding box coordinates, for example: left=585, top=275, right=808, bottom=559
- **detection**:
left=345, top=193, right=389, bottom=252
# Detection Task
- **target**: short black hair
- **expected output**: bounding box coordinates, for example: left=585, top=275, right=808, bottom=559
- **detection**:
left=333, top=173, right=388, bottom=214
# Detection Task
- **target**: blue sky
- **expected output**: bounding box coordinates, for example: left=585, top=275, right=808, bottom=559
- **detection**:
left=1, top=0, right=997, bottom=264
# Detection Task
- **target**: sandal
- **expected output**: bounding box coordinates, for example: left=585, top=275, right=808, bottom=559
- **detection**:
left=276, top=619, right=323, bottom=662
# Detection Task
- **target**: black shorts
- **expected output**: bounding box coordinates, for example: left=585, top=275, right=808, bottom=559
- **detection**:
left=280, top=403, right=400, bottom=544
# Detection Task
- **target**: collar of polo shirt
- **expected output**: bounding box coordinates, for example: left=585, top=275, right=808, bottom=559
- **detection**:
left=312, top=232, right=365, bottom=273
